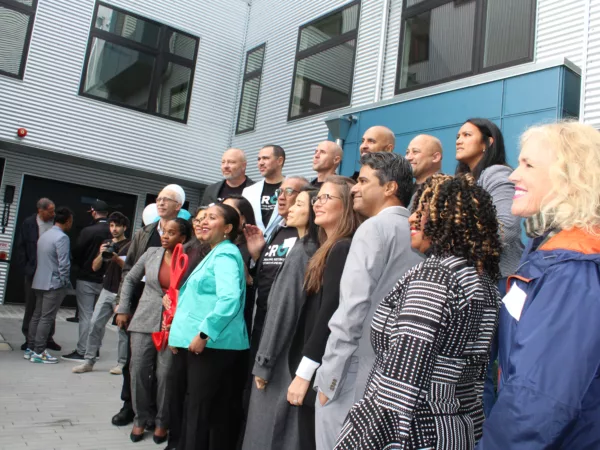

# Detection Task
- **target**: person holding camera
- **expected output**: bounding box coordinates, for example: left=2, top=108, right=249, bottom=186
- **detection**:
left=72, top=212, right=131, bottom=374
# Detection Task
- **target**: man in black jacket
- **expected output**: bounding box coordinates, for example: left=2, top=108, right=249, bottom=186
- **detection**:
left=62, top=200, right=111, bottom=361
left=201, top=148, right=254, bottom=205
left=16, top=198, right=58, bottom=351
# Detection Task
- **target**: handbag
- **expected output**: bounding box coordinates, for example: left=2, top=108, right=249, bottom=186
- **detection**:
left=152, top=243, right=188, bottom=351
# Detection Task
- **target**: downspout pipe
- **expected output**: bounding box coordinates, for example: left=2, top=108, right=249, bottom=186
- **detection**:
left=373, top=0, right=392, bottom=103
left=579, top=0, right=591, bottom=122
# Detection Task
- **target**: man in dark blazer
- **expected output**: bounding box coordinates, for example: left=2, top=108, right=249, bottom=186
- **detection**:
left=201, top=148, right=254, bottom=205
left=15, top=197, right=59, bottom=351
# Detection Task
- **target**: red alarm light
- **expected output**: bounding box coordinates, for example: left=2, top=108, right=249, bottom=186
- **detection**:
left=0, top=252, right=7, bottom=260
left=17, top=128, right=27, bottom=138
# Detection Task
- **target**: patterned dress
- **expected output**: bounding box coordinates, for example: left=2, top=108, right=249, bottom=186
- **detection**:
left=335, top=255, right=500, bottom=450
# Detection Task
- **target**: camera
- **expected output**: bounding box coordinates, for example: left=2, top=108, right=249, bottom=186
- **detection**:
left=102, top=243, right=117, bottom=261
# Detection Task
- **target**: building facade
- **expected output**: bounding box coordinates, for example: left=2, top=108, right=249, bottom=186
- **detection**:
left=0, top=0, right=597, bottom=303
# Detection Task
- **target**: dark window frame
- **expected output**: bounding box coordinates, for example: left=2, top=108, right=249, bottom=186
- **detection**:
left=79, top=1, right=199, bottom=124
left=235, top=43, right=266, bottom=135
left=287, top=0, right=361, bottom=122
left=394, top=0, right=536, bottom=95
left=0, top=0, right=38, bottom=80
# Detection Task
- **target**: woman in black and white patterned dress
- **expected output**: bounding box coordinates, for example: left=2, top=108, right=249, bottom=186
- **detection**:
left=336, top=174, right=502, bottom=450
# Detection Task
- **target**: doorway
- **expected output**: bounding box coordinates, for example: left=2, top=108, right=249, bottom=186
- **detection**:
left=5, top=175, right=138, bottom=307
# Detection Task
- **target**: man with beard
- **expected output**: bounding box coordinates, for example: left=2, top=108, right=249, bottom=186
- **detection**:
left=201, top=148, right=254, bottom=205
left=243, top=144, right=286, bottom=241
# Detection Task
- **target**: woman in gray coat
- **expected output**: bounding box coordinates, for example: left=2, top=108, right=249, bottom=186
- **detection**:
left=242, top=188, right=319, bottom=450
left=116, top=218, right=192, bottom=443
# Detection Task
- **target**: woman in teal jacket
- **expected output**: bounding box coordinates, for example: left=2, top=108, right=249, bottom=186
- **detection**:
left=169, top=203, right=248, bottom=450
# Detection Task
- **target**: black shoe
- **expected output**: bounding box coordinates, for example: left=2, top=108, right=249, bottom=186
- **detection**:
left=46, top=341, right=62, bottom=351
left=153, top=434, right=168, bottom=444
left=66, top=317, right=79, bottom=323
left=61, top=350, right=85, bottom=362
left=21, top=342, right=27, bottom=351
left=163, top=446, right=176, bottom=450
left=112, top=408, right=135, bottom=426
left=130, top=432, right=144, bottom=443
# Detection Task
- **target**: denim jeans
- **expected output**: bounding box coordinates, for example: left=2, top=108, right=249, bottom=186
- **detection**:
left=83, top=288, right=117, bottom=363
left=75, top=280, right=103, bottom=355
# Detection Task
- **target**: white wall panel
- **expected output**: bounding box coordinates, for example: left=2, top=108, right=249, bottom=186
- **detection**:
left=0, top=146, right=199, bottom=304
left=0, top=0, right=249, bottom=186
left=535, top=0, right=586, bottom=66
left=582, top=0, right=600, bottom=128
left=230, top=0, right=382, bottom=180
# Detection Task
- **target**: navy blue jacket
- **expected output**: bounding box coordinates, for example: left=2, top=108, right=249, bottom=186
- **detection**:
left=477, top=228, right=600, bottom=449
left=15, top=214, right=40, bottom=277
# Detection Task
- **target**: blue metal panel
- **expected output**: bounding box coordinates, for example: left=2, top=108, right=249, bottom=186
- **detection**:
left=502, top=69, right=560, bottom=116
left=338, top=65, right=580, bottom=178
left=502, top=110, right=559, bottom=167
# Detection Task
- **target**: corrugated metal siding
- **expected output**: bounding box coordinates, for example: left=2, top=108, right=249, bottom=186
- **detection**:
left=0, top=147, right=199, bottom=304
left=535, top=0, right=586, bottom=66
left=0, top=0, right=249, bottom=186
left=230, top=0, right=382, bottom=179
left=582, top=1, right=600, bottom=128
left=380, top=0, right=402, bottom=100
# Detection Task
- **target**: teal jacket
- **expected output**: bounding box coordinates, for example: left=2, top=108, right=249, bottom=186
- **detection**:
left=169, top=240, right=249, bottom=350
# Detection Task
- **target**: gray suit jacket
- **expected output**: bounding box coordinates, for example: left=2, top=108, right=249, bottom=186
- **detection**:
left=314, top=206, right=423, bottom=402
left=117, top=247, right=166, bottom=333
left=32, top=225, right=71, bottom=291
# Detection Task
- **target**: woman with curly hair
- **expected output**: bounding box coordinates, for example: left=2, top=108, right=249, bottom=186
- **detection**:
left=477, top=122, right=600, bottom=449
left=335, top=174, right=502, bottom=450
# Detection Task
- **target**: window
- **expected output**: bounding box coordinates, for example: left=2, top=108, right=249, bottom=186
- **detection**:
left=396, top=0, right=536, bottom=93
left=288, top=1, right=360, bottom=120
left=80, top=2, right=199, bottom=123
left=0, top=0, right=37, bottom=79
left=236, top=44, right=265, bottom=134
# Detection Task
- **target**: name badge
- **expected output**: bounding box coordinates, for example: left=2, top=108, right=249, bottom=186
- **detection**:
left=502, top=283, right=527, bottom=321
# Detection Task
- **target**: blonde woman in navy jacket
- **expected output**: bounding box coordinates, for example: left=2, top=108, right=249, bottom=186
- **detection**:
left=169, top=203, right=248, bottom=450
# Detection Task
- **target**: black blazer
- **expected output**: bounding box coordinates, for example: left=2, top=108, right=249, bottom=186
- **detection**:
left=288, top=238, right=352, bottom=405
left=15, top=214, right=39, bottom=277
left=201, top=176, right=255, bottom=205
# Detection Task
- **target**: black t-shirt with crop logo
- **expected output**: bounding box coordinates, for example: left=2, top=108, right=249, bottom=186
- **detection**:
left=260, top=181, right=281, bottom=226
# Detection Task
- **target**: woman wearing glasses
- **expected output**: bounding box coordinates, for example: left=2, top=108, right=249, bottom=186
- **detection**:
left=242, top=187, right=320, bottom=450
left=288, top=176, right=361, bottom=450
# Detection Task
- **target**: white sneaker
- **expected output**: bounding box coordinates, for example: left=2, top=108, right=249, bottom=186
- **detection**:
left=24, top=348, right=33, bottom=360
left=30, top=350, right=58, bottom=364
left=109, top=363, right=124, bottom=375
left=72, top=362, right=94, bottom=373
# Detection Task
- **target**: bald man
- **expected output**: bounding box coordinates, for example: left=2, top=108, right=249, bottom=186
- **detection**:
left=201, top=148, right=254, bottom=205
left=311, top=140, right=343, bottom=188
left=406, top=134, right=443, bottom=208
left=353, top=126, right=396, bottom=180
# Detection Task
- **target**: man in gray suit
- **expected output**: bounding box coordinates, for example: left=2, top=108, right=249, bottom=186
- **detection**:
left=313, top=153, right=423, bottom=449
left=25, top=207, right=74, bottom=364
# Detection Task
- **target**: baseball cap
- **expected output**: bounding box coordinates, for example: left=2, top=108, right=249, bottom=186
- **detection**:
left=88, top=200, right=109, bottom=213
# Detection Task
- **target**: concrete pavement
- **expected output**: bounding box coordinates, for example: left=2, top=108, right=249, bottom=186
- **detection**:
left=0, top=305, right=158, bottom=450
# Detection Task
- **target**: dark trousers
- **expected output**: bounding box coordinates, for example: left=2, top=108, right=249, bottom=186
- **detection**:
left=298, top=404, right=316, bottom=450
left=21, top=275, right=55, bottom=343
left=178, top=348, right=242, bottom=450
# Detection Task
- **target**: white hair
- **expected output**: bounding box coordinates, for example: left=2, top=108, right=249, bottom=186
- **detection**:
left=163, top=184, right=185, bottom=204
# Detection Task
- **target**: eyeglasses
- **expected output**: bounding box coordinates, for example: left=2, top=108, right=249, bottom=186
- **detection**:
left=274, top=187, right=299, bottom=198
left=156, top=196, right=178, bottom=204
left=311, top=194, right=342, bottom=206
left=192, top=218, right=202, bottom=225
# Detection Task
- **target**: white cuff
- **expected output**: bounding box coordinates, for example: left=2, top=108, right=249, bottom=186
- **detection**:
left=295, top=357, right=320, bottom=381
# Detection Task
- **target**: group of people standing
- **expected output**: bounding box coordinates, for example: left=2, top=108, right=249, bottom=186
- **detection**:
left=16, top=117, right=600, bottom=450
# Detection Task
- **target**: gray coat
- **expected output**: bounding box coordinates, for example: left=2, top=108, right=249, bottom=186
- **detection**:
left=243, top=239, right=317, bottom=450
left=479, top=165, right=524, bottom=277
left=32, top=225, right=71, bottom=291
left=314, top=206, right=423, bottom=403
left=117, top=247, right=166, bottom=333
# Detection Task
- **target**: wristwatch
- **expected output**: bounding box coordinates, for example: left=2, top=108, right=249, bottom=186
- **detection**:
left=199, top=332, right=209, bottom=340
